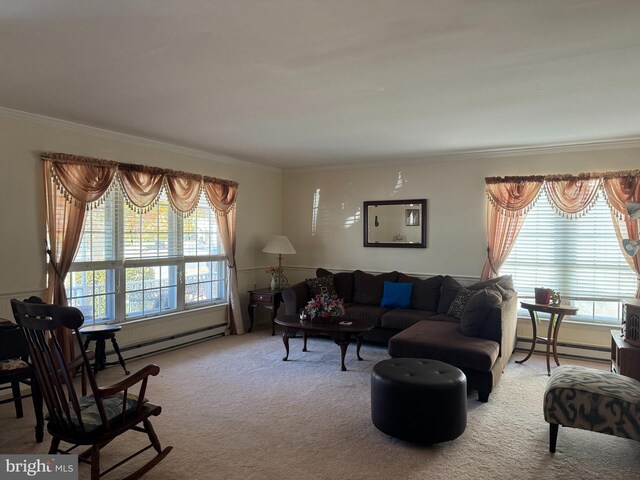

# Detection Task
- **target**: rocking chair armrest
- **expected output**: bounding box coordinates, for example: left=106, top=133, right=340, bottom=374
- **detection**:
left=97, top=364, right=160, bottom=397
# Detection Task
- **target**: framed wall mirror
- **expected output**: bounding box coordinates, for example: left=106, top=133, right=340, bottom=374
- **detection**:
left=363, top=199, right=427, bottom=248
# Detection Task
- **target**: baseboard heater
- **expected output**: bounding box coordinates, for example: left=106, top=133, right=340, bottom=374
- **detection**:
left=103, top=323, right=227, bottom=365
left=515, top=336, right=610, bottom=362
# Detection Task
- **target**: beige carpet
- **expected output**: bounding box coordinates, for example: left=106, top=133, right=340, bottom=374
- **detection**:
left=1, top=330, right=639, bottom=479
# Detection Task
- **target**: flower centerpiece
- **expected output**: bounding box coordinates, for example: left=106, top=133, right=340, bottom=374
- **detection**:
left=304, top=293, right=345, bottom=323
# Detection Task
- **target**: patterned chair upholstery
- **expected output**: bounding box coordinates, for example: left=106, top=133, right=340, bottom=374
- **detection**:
left=544, top=365, right=640, bottom=452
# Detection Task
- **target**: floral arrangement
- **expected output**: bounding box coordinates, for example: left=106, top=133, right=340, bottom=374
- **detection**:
left=304, top=293, right=345, bottom=323
left=265, top=266, right=278, bottom=276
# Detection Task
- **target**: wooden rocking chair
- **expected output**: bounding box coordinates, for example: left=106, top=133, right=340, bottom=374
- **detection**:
left=11, top=299, right=172, bottom=480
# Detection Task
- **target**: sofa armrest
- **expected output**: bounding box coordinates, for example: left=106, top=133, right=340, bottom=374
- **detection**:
left=282, top=281, right=310, bottom=315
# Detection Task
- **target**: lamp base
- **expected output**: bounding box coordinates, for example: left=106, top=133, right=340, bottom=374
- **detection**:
left=273, top=268, right=289, bottom=289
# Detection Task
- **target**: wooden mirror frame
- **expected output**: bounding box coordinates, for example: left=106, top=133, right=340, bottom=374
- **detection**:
left=363, top=199, right=427, bottom=248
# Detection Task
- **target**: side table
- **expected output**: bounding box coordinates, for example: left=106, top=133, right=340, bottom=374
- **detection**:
left=79, top=324, right=129, bottom=375
left=610, top=329, right=640, bottom=382
left=516, top=301, right=578, bottom=375
left=247, top=288, right=283, bottom=335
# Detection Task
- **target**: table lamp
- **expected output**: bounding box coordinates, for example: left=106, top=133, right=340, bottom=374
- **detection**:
left=262, top=235, right=296, bottom=289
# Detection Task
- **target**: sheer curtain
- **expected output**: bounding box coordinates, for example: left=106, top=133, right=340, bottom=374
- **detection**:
left=42, top=152, right=242, bottom=359
left=603, top=173, right=640, bottom=297
left=482, top=178, right=543, bottom=280
left=204, top=182, right=241, bottom=334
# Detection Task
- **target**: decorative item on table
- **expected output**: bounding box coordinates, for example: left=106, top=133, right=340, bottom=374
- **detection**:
left=265, top=266, right=278, bottom=290
left=550, top=291, right=561, bottom=306
left=304, top=293, right=345, bottom=323
left=262, top=235, right=297, bottom=289
left=534, top=287, right=553, bottom=305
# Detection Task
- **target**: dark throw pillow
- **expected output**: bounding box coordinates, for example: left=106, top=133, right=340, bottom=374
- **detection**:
left=353, top=270, right=399, bottom=305
left=468, top=275, right=515, bottom=293
left=380, top=281, right=413, bottom=309
left=460, top=288, right=503, bottom=337
left=447, top=287, right=475, bottom=319
left=316, top=268, right=354, bottom=303
left=437, top=276, right=463, bottom=314
left=397, top=273, right=443, bottom=311
left=305, top=276, right=337, bottom=297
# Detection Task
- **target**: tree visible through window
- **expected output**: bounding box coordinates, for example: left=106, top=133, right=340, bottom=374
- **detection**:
left=65, top=189, right=226, bottom=325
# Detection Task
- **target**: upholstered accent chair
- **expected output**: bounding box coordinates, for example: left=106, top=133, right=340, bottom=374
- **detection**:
left=544, top=365, right=640, bottom=452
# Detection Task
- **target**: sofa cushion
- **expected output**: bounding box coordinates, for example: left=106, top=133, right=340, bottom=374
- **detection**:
left=353, top=270, right=399, bottom=305
left=380, top=282, right=413, bottom=309
left=438, top=275, right=515, bottom=314
left=316, top=268, right=354, bottom=303
left=343, top=305, right=390, bottom=327
left=380, top=309, right=437, bottom=330
left=437, top=276, right=462, bottom=314
left=424, top=313, right=460, bottom=323
left=305, top=276, right=337, bottom=297
left=467, top=274, right=514, bottom=292
left=397, top=274, right=443, bottom=311
left=447, top=287, right=475, bottom=319
left=461, top=288, right=503, bottom=337
left=388, top=321, right=500, bottom=372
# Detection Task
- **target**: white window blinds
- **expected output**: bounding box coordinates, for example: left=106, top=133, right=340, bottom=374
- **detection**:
left=500, top=190, right=636, bottom=323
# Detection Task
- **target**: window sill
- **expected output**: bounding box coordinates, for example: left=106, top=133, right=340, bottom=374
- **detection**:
left=112, top=302, right=228, bottom=326
left=517, top=314, right=620, bottom=329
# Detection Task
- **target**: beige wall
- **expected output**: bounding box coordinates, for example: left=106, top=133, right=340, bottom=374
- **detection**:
left=283, top=147, right=640, bottom=276
left=0, top=113, right=283, bottom=343
left=2, top=108, right=638, bottom=353
left=282, top=147, right=640, bottom=349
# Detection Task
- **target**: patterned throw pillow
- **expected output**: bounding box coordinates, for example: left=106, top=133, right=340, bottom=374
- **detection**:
left=306, top=275, right=337, bottom=297
left=447, top=287, right=475, bottom=319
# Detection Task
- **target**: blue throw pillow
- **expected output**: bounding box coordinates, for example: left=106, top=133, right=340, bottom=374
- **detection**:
left=380, top=281, right=413, bottom=309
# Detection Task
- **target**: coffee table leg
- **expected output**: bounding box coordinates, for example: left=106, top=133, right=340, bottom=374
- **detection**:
left=339, top=338, right=349, bottom=371
left=282, top=331, right=290, bottom=361
left=302, top=332, right=308, bottom=352
left=356, top=334, right=364, bottom=361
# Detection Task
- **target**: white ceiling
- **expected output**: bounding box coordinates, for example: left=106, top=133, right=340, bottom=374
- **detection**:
left=2, top=1, right=640, bottom=169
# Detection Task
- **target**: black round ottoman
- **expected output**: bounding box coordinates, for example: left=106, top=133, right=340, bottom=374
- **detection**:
left=371, top=358, right=467, bottom=443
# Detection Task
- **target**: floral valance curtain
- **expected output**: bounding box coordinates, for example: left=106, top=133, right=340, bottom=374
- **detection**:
left=483, top=170, right=640, bottom=288
left=43, top=152, right=243, bottom=361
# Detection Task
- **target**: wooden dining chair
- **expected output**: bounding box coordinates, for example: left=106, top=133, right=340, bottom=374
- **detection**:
left=0, top=319, right=44, bottom=442
left=11, top=299, right=172, bottom=480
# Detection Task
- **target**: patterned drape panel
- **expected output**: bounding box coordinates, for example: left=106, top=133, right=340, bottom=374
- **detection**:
left=42, top=153, right=242, bottom=357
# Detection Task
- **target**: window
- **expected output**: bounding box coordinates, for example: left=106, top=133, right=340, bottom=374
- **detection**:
left=500, top=190, right=636, bottom=324
left=65, top=189, right=226, bottom=325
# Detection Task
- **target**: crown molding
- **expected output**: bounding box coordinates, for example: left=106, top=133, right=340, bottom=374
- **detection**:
left=284, top=137, right=640, bottom=173
left=4, top=105, right=640, bottom=174
left=0, top=106, right=281, bottom=173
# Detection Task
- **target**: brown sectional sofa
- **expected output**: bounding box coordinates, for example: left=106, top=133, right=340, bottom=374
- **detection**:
left=283, top=268, right=518, bottom=402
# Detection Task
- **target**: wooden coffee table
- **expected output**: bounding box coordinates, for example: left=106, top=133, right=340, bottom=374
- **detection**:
left=275, top=315, right=374, bottom=371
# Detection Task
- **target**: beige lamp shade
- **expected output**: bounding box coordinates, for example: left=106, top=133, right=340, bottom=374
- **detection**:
left=262, top=235, right=297, bottom=255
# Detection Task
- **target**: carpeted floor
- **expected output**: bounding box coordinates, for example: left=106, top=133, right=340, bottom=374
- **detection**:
left=1, top=329, right=639, bottom=479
